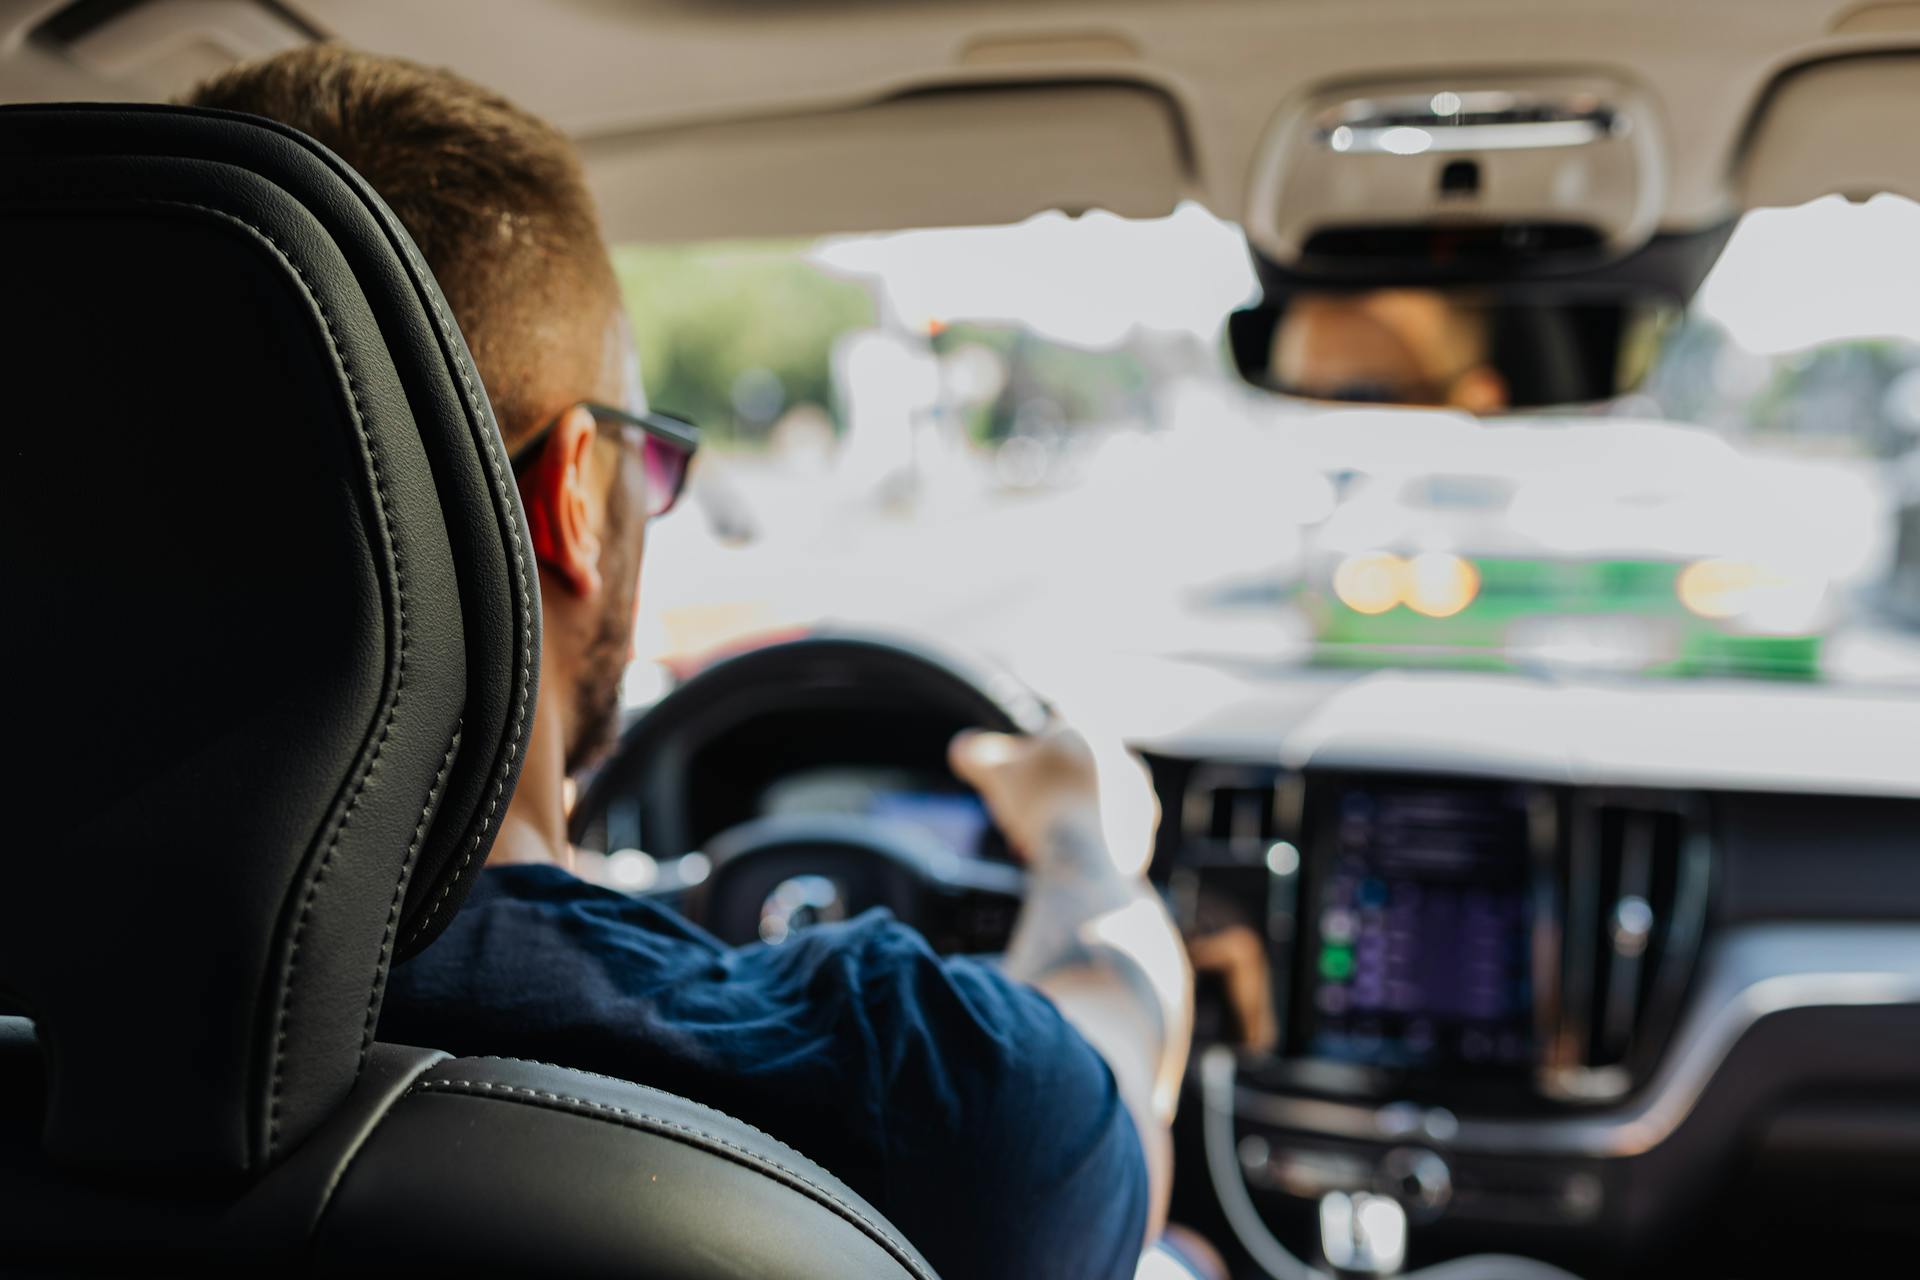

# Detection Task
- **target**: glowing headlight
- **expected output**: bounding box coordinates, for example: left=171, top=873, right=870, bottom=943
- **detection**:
left=1405, top=552, right=1480, bottom=618
left=1677, top=558, right=1825, bottom=634
left=1676, top=558, right=1756, bottom=620
left=1332, top=552, right=1409, bottom=615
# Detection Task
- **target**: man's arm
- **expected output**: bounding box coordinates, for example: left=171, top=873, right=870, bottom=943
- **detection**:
left=951, top=727, right=1194, bottom=1242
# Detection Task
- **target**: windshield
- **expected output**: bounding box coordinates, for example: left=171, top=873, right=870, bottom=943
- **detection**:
left=620, top=197, right=1920, bottom=697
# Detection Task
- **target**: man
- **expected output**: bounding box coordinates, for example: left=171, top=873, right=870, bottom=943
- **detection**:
left=1271, top=287, right=1510, bottom=412
left=187, top=47, right=1193, bottom=1280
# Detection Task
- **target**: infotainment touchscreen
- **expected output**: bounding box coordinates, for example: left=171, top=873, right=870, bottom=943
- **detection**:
left=1298, top=782, right=1539, bottom=1073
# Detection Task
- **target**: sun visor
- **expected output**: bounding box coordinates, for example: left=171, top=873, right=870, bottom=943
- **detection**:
left=580, top=82, right=1189, bottom=242
left=1740, top=54, right=1920, bottom=209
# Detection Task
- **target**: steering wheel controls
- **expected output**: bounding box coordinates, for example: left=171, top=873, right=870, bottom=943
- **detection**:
left=759, top=875, right=849, bottom=944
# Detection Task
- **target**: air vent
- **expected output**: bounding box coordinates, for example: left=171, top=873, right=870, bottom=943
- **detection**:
left=1549, top=792, right=1710, bottom=1097
left=1180, top=765, right=1295, bottom=861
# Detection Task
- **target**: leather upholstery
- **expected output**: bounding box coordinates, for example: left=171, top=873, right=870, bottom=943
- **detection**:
left=316, top=1056, right=938, bottom=1278
left=0, top=1019, right=937, bottom=1278
left=2, top=101, right=537, bottom=1177
left=0, top=104, right=934, bottom=1277
left=0, top=1019, right=448, bottom=1260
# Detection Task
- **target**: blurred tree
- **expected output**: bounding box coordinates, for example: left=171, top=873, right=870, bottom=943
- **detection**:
left=1750, top=339, right=1916, bottom=456
left=612, top=241, right=876, bottom=446
left=1648, top=318, right=1920, bottom=458
left=936, top=322, right=1153, bottom=441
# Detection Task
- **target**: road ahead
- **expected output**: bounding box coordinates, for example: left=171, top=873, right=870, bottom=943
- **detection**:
left=630, top=452, right=1920, bottom=704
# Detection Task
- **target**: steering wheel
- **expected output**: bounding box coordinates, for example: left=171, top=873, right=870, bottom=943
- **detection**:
left=570, top=632, right=1049, bottom=950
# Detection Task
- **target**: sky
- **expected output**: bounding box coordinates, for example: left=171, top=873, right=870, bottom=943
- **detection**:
left=811, top=201, right=1256, bottom=347
left=1694, top=194, right=1920, bottom=354
left=809, top=194, right=1920, bottom=359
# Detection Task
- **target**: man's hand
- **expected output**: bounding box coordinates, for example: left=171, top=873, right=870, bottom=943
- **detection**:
left=950, top=721, right=1191, bottom=1243
left=949, top=723, right=1158, bottom=879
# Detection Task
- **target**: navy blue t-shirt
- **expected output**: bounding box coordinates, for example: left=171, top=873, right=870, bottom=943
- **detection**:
left=380, top=864, right=1148, bottom=1280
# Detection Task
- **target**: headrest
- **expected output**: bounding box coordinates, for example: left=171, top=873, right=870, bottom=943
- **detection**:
left=0, top=104, right=540, bottom=1178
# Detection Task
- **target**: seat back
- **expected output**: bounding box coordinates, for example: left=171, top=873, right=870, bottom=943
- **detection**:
left=0, top=103, right=933, bottom=1278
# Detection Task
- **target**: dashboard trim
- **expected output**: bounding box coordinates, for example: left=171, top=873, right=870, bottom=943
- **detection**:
left=1226, top=922, right=1920, bottom=1158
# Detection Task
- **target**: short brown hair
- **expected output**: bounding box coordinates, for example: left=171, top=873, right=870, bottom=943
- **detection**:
left=186, top=44, right=619, bottom=447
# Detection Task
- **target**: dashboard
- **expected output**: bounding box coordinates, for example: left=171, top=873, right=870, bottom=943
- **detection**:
left=577, top=640, right=1920, bottom=1274
left=1167, top=767, right=1711, bottom=1106
left=760, top=768, right=997, bottom=862
left=1147, top=735, right=1920, bottom=1273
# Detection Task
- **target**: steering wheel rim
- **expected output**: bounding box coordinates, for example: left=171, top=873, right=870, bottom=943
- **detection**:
left=569, top=632, right=1044, bottom=948
left=571, top=630, right=1048, bottom=850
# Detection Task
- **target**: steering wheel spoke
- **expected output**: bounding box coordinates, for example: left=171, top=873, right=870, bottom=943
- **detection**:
left=689, top=814, right=1025, bottom=953
left=571, top=633, right=1047, bottom=951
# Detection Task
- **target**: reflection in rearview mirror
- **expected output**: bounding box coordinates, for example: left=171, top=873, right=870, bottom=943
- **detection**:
left=1229, top=288, right=1675, bottom=412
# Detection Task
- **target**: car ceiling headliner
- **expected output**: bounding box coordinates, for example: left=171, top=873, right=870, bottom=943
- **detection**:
left=4, top=0, right=1918, bottom=238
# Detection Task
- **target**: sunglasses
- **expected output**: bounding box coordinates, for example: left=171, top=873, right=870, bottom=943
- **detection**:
left=509, top=401, right=700, bottom=519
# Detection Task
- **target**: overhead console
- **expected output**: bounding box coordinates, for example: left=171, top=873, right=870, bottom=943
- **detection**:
left=1226, top=71, right=1733, bottom=411
left=1243, top=72, right=1670, bottom=271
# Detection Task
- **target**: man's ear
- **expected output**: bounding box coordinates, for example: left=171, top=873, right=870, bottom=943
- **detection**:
left=519, top=405, right=603, bottom=598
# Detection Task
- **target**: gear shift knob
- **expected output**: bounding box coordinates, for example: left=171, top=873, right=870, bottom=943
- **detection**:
left=1320, top=1190, right=1409, bottom=1277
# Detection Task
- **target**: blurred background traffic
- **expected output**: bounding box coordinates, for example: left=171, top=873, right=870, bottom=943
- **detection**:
left=620, top=193, right=1920, bottom=706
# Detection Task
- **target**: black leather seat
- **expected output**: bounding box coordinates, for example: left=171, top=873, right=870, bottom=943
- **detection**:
left=0, top=103, right=937, bottom=1278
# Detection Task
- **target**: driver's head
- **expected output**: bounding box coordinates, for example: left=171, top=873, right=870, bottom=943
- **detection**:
left=1271, top=287, right=1509, bottom=414
left=188, top=45, right=648, bottom=772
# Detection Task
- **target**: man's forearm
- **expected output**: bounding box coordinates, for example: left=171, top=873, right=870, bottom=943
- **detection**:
left=1002, top=814, right=1193, bottom=1124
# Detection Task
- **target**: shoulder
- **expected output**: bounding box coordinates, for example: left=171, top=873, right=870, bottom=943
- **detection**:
left=383, top=865, right=723, bottom=1027
left=439, top=863, right=722, bottom=950
left=824, top=923, right=1150, bottom=1280
left=393, top=877, right=1148, bottom=1278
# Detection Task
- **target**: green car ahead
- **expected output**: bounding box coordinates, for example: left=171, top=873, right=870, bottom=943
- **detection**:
left=1300, top=422, right=1832, bottom=679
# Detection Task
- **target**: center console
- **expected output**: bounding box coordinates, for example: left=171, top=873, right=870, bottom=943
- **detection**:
left=1292, top=779, right=1548, bottom=1082
left=1170, top=763, right=1712, bottom=1265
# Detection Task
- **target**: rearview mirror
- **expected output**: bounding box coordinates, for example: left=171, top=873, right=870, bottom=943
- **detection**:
left=1228, top=287, right=1677, bottom=412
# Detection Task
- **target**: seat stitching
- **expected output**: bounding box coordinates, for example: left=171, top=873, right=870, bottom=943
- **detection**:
left=231, top=132, right=534, bottom=954
left=179, top=207, right=419, bottom=1163
left=307, top=1046, right=452, bottom=1243
left=103, top=198, right=451, bottom=1167
left=360, top=724, right=461, bottom=1061
left=398, top=237, right=532, bottom=951
left=411, top=1078, right=931, bottom=1278
left=444, top=1056, right=806, bottom=1150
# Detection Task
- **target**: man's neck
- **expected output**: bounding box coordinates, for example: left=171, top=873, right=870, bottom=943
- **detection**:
left=488, top=650, right=575, bottom=872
